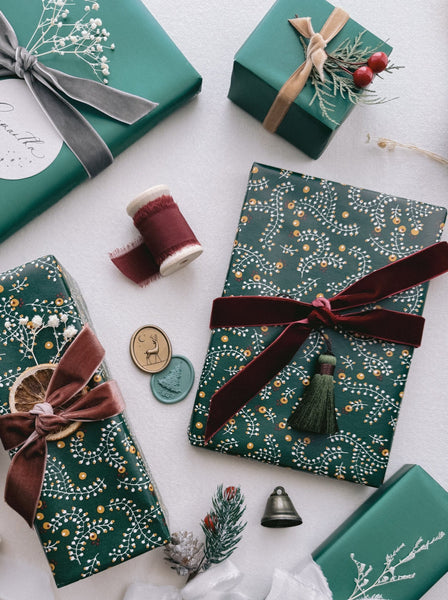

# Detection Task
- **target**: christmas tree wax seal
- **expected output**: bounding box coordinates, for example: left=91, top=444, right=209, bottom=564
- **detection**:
left=130, top=325, right=172, bottom=374
left=150, top=355, right=194, bottom=404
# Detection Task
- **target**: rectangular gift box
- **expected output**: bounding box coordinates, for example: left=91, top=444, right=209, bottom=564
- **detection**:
left=228, top=0, right=392, bottom=158
left=314, top=464, right=448, bottom=599
left=0, top=256, right=170, bottom=587
left=189, top=163, right=447, bottom=487
left=0, top=0, right=202, bottom=242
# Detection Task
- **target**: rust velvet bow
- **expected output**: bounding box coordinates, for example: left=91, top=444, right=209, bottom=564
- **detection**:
left=0, top=325, right=125, bottom=526
left=204, top=242, right=448, bottom=443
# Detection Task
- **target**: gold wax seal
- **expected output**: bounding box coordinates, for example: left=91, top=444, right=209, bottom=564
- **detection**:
left=130, top=325, right=172, bottom=374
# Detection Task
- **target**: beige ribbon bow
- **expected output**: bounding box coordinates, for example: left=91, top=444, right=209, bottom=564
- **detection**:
left=263, top=7, right=349, bottom=133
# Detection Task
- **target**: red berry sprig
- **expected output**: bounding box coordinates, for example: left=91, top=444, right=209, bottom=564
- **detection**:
left=224, top=486, right=237, bottom=500
left=327, top=50, right=388, bottom=88
left=203, top=513, right=217, bottom=532
left=353, top=66, right=373, bottom=88
left=368, top=52, right=389, bottom=73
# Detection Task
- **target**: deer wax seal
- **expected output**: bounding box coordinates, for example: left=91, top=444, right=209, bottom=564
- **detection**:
left=130, top=325, right=172, bottom=374
left=150, top=355, right=195, bottom=404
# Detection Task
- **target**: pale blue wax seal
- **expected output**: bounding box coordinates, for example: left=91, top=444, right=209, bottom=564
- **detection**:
left=150, top=355, right=195, bottom=404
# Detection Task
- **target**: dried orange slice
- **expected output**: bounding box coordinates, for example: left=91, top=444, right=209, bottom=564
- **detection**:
left=9, top=364, right=80, bottom=441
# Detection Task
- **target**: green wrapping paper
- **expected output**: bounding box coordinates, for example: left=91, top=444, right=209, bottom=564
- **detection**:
left=189, top=163, right=446, bottom=487
left=0, top=0, right=202, bottom=242
left=0, top=257, right=170, bottom=587
left=228, top=0, right=391, bottom=158
left=314, top=465, right=448, bottom=599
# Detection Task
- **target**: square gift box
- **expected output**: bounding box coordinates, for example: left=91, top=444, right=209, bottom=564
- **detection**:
left=0, top=0, right=202, bottom=242
left=314, top=464, right=448, bottom=599
left=189, top=163, right=447, bottom=487
left=0, top=256, right=170, bottom=587
left=228, top=0, right=392, bottom=158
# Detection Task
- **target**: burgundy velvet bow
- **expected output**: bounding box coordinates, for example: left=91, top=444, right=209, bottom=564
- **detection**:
left=0, top=325, right=125, bottom=526
left=204, top=242, right=448, bottom=443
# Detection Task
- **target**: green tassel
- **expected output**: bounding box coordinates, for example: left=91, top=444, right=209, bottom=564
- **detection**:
left=287, top=354, right=339, bottom=435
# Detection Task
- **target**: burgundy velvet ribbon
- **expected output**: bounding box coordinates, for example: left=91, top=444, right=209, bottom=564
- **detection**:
left=111, top=195, right=200, bottom=286
left=204, top=242, right=448, bottom=443
left=0, top=325, right=125, bottom=526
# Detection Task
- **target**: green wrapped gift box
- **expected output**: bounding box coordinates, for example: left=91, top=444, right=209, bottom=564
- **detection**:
left=228, top=0, right=391, bottom=158
left=314, top=465, right=448, bottom=599
left=0, top=256, right=170, bottom=587
left=189, top=163, right=446, bottom=487
left=0, top=0, right=201, bottom=242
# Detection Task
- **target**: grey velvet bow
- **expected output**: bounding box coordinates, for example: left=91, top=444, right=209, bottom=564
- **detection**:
left=0, top=11, right=158, bottom=177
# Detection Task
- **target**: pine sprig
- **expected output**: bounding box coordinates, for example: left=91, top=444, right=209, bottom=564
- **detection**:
left=164, top=484, right=247, bottom=583
left=201, top=485, right=246, bottom=569
left=300, top=31, right=402, bottom=124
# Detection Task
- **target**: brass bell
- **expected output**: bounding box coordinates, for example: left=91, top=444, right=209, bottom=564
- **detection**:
left=261, top=486, right=303, bottom=528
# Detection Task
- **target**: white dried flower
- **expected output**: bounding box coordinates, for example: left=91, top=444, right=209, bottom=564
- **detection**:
left=19, top=317, right=28, bottom=326
left=48, top=315, right=60, bottom=328
left=92, top=2, right=100, bottom=9
left=59, top=313, right=68, bottom=323
left=63, top=325, right=78, bottom=340
left=32, top=315, right=43, bottom=328
left=4, top=321, right=11, bottom=329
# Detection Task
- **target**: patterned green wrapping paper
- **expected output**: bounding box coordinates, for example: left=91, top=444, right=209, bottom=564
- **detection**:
left=189, top=163, right=446, bottom=487
left=313, top=465, right=448, bottom=599
left=0, top=257, right=170, bottom=587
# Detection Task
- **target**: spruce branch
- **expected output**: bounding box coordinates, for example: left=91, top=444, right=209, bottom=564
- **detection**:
left=164, top=485, right=246, bottom=583
left=202, top=485, right=247, bottom=569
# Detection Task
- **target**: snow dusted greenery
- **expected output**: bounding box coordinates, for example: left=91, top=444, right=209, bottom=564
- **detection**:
left=165, top=485, right=246, bottom=581
left=26, top=0, right=115, bottom=82
left=348, top=531, right=446, bottom=599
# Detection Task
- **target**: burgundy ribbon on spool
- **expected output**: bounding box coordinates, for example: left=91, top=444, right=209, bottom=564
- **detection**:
left=110, top=185, right=202, bottom=286
left=204, top=242, right=448, bottom=443
left=0, top=325, right=125, bottom=526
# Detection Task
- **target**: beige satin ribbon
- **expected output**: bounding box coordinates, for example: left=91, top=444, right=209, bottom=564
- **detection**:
left=263, top=7, right=349, bottom=133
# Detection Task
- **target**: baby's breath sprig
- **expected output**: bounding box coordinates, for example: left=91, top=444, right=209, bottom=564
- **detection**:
left=301, top=32, right=403, bottom=125
left=26, top=0, right=115, bottom=83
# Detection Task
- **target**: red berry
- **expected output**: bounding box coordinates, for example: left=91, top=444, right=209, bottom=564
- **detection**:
left=224, top=486, right=237, bottom=500
left=353, top=66, right=373, bottom=88
left=203, top=514, right=217, bottom=532
left=367, top=52, right=388, bottom=73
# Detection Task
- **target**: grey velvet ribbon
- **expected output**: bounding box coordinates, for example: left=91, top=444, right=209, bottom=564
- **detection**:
left=0, top=11, right=158, bottom=177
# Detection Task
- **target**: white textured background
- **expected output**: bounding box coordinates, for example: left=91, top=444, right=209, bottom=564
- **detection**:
left=0, top=0, right=447, bottom=598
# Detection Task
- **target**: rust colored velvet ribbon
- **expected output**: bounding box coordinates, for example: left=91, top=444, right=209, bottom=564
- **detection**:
left=0, top=325, right=125, bottom=526
left=204, top=242, right=448, bottom=443
left=263, top=7, right=349, bottom=134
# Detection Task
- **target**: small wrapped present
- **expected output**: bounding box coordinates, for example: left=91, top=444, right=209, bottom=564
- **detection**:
left=189, top=163, right=448, bottom=487
left=0, top=0, right=201, bottom=242
left=266, top=465, right=448, bottom=599
left=228, top=0, right=392, bottom=158
left=0, top=257, right=170, bottom=587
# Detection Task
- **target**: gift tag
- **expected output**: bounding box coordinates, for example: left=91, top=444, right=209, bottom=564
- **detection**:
left=130, top=325, right=172, bottom=374
left=150, top=355, right=194, bottom=404
left=0, top=79, right=63, bottom=180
